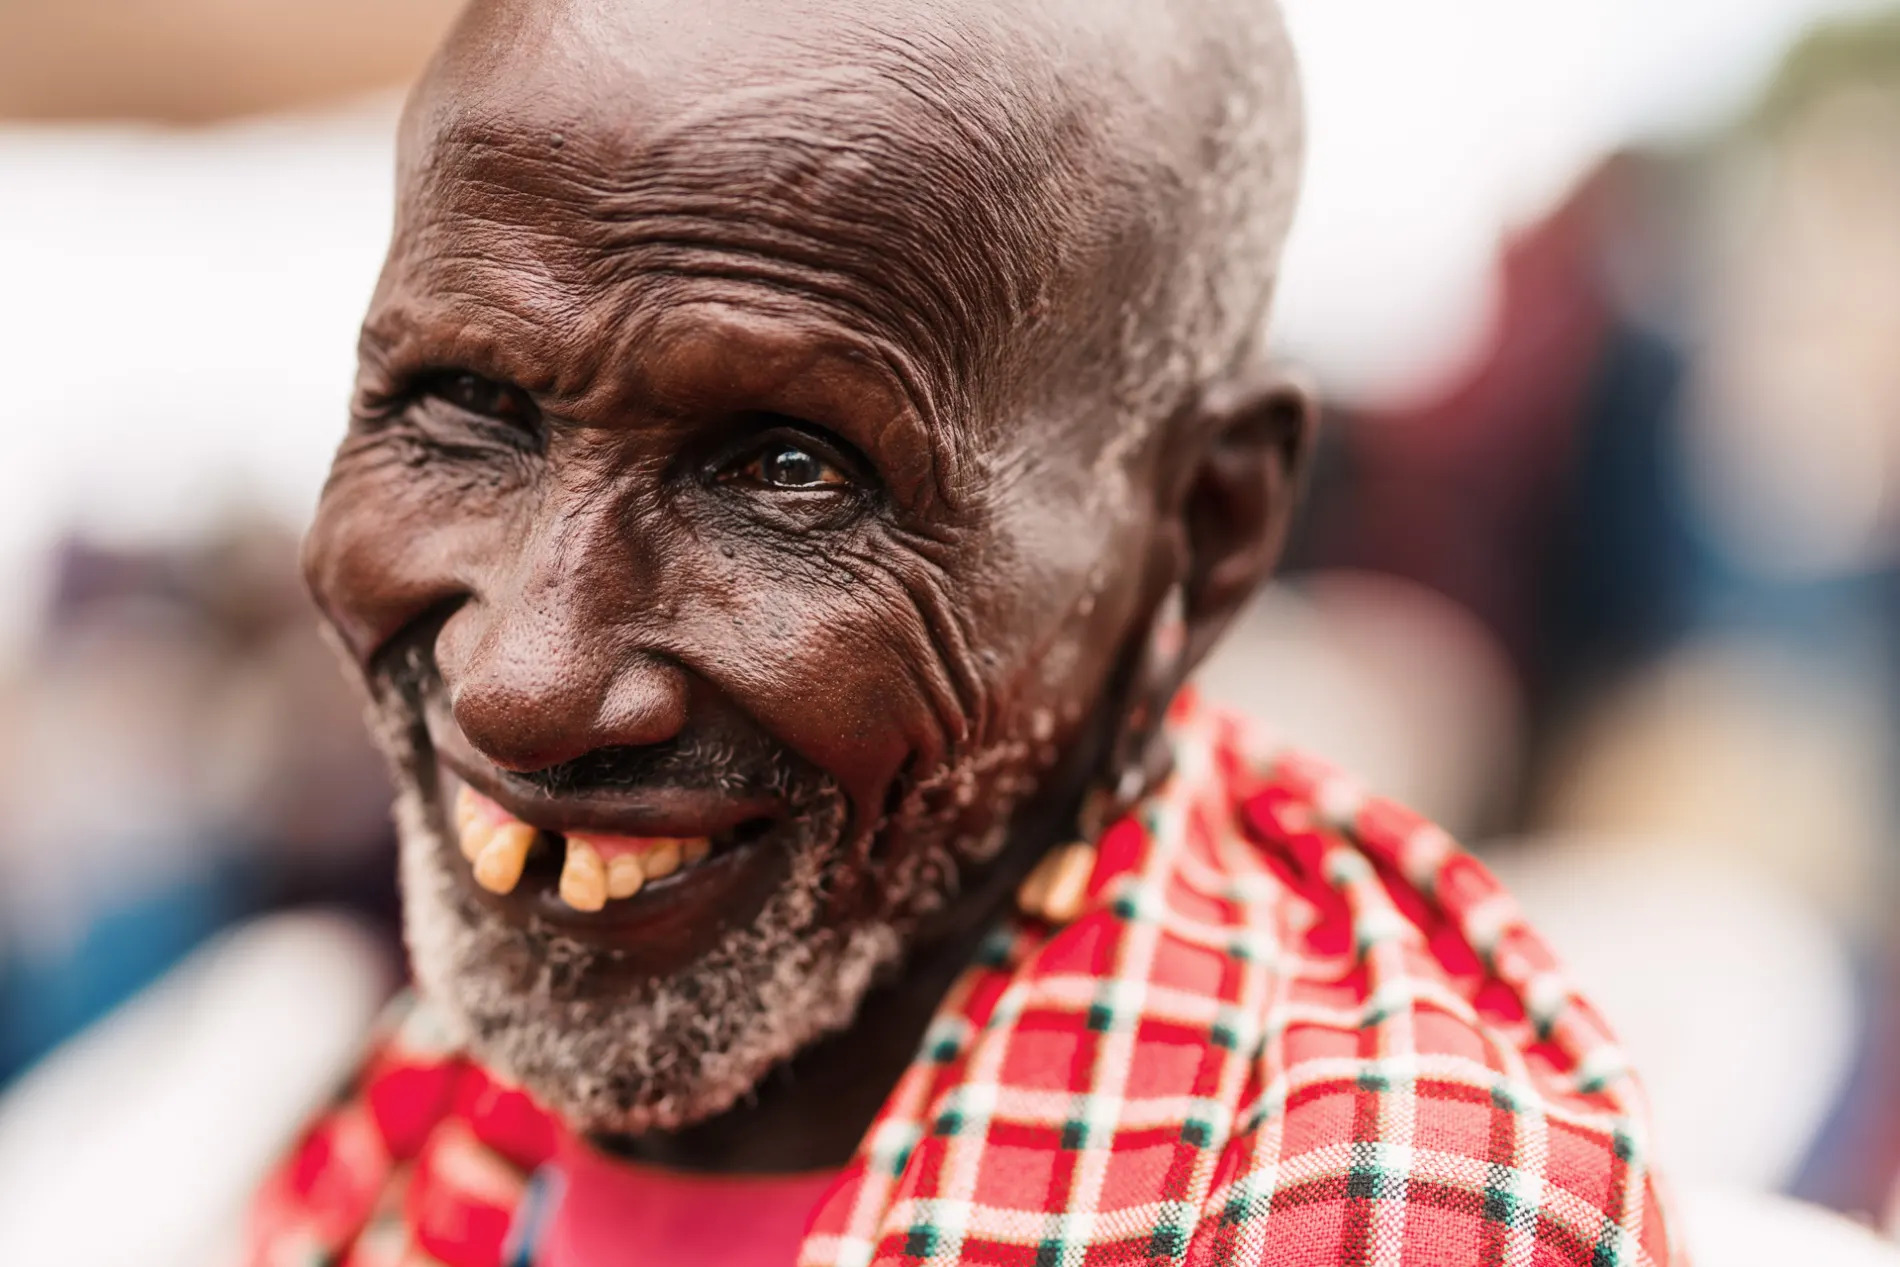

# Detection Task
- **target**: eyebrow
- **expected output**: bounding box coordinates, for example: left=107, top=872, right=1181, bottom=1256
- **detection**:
left=614, top=306, right=952, bottom=514
left=421, top=89, right=1043, bottom=388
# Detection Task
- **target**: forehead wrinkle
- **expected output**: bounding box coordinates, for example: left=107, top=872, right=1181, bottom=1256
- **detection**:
left=413, top=23, right=1094, bottom=408
left=635, top=49, right=1087, bottom=369
left=407, top=156, right=946, bottom=404
left=434, top=146, right=994, bottom=424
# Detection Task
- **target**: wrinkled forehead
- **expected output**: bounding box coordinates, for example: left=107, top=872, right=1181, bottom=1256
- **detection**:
left=386, top=0, right=1111, bottom=417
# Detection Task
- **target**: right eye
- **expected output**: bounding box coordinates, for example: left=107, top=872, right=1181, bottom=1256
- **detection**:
left=415, top=371, right=541, bottom=438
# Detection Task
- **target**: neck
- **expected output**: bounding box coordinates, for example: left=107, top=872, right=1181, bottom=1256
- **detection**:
left=588, top=713, right=1114, bottom=1174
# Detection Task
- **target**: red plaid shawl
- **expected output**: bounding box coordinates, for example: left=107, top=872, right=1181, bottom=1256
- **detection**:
left=248, top=697, right=1679, bottom=1266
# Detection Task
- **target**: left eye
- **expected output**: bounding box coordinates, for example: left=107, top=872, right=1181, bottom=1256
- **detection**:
left=733, top=441, right=851, bottom=490
left=418, top=370, right=539, bottom=430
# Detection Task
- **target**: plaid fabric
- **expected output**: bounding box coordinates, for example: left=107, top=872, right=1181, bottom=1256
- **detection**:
left=246, top=693, right=1680, bottom=1266
left=245, top=1001, right=557, bottom=1267
left=800, top=696, right=1678, bottom=1266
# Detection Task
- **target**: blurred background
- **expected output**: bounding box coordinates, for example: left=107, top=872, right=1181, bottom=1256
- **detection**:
left=2, top=0, right=1899, bottom=1262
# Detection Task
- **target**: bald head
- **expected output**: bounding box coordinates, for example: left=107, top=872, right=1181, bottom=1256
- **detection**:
left=396, top=0, right=1302, bottom=441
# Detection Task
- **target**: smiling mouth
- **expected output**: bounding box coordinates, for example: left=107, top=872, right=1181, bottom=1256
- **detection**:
left=451, top=781, right=777, bottom=912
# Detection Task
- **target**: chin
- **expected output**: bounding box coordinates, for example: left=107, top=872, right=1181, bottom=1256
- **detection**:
left=392, top=771, right=909, bottom=1133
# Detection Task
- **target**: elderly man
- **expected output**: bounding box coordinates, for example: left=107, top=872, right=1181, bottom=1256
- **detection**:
left=247, top=0, right=1680, bottom=1262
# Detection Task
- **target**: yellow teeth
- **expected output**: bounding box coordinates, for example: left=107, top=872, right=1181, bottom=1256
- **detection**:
left=643, top=840, right=683, bottom=880
left=559, top=837, right=608, bottom=912
left=456, top=785, right=720, bottom=909
left=606, top=853, right=646, bottom=900
left=577, top=836, right=713, bottom=901
left=456, top=792, right=492, bottom=862
left=455, top=785, right=484, bottom=836
left=473, top=822, right=536, bottom=895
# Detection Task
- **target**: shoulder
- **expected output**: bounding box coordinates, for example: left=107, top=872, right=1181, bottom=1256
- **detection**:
left=1177, top=702, right=1681, bottom=1265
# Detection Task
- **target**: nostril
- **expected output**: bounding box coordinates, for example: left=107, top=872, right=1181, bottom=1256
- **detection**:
left=434, top=587, right=692, bottom=770
left=445, top=663, right=694, bottom=774
left=594, top=657, right=693, bottom=749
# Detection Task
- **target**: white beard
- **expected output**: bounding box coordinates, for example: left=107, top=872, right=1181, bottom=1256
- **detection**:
left=362, top=639, right=1040, bottom=1134
left=394, top=775, right=910, bottom=1131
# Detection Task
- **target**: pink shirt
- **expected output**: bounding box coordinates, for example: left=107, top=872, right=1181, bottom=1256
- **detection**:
left=539, top=1134, right=840, bottom=1267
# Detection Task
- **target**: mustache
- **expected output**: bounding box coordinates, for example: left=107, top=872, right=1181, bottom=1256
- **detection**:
left=370, top=635, right=802, bottom=801
left=510, top=735, right=791, bottom=800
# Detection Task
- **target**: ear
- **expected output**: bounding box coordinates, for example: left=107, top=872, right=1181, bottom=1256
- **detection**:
left=1173, top=365, right=1318, bottom=671
left=1079, top=366, right=1317, bottom=819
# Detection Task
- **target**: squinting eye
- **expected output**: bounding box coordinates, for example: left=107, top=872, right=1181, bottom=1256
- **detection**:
left=737, top=441, right=851, bottom=490
left=424, top=371, right=538, bottom=428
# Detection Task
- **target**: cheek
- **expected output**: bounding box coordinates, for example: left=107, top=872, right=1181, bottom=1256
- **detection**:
left=930, top=505, right=1160, bottom=814
left=660, top=546, right=944, bottom=815
left=834, top=495, right=1157, bottom=857
left=305, top=435, right=524, bottom=661
left=983, top=493, right=1157, bottom=732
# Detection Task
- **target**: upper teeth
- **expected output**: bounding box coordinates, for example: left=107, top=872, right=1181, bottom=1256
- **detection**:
left=474, top=823, right=536, bottom=895
left=453, top=785, right=714, bottom=909
left=559, top=836, right=608, bottom=911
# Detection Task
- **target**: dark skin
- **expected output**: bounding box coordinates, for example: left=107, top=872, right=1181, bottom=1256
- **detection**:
left=305, top=0, right=1312, bottom=1173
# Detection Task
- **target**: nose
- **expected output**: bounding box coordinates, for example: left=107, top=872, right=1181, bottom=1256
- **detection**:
left=437, top=592, right=690, bottom=773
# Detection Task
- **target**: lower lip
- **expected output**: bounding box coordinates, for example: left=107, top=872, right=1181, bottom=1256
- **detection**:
left=436, top=772, right=791, bottom=976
